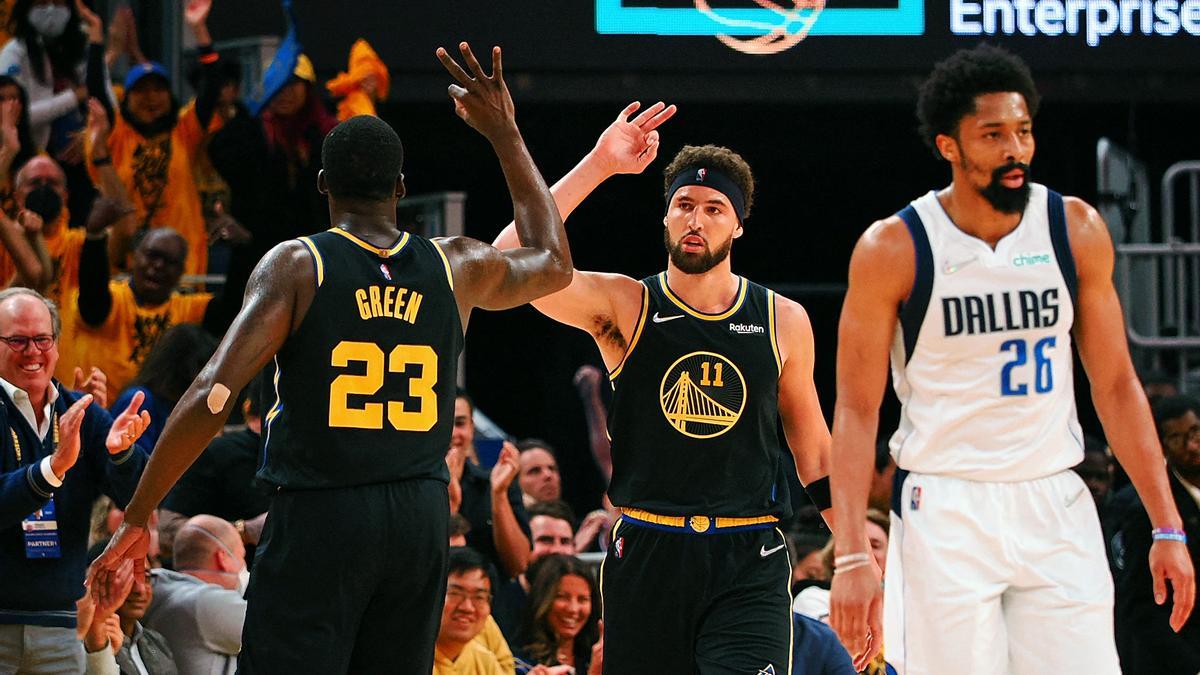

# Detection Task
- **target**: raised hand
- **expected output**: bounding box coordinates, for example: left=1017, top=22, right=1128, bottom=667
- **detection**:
left=75, top=0, right=104, bottom=44
left=591, top=101, right=677, bottom=177
left=489, top=441, right=520, bottom=495
left=0, top=100, right=21, bottom=161
left=435, top=43, right=516, bottom=141
left=72, top=366, right=109, bottom=408
left=105, top=389, right=151, bottom=455
left=446, top=445, right=466, bottom=514
left=50, top=394, right=93, bottom=480
left=184, top=0, right=212, bottom=27
left=86, top=98, right=111, bottom=151
left=16, top=209, right=43, bottom=235
left=84, top=197, right=132, bottom=238
left=587, top=619, right=604, bottom=675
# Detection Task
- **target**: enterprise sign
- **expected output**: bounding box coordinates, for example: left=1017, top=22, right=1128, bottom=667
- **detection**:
left=951, top=0, right=1200, bottom=46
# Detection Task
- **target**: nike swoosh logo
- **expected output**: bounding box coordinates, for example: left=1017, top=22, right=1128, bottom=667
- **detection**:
left=943, top=255, right=978, bottom=274
left=652, top=312, right=684, bottom=323
left=760, top=543, right=786, bottom=558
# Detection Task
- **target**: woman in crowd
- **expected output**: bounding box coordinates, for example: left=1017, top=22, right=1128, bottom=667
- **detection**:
left=516, top=555, right=603, bottom=675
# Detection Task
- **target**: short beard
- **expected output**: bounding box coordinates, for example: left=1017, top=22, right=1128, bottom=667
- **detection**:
left=663, top=228, right=733, bottom=275
left=976, top=160, right=1032, bottom=215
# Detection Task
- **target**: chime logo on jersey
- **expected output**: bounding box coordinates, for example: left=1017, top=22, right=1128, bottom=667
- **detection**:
left=658, top=350, right=746, bottom=439
left=379, top=263, right=392, bottom=282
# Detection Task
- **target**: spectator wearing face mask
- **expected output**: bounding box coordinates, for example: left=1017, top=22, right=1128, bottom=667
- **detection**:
left=0, top=0, right=113, bottom=228
left=142, top=515, right=246, bottom=675
left=0, top=138, right=137, bottom=307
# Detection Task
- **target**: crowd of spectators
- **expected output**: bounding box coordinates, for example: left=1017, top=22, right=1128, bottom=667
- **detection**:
left=0, top=2, right=1196, bottom=674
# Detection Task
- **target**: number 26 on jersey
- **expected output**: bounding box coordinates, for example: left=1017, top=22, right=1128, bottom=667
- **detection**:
left=999, top=336, right=1055, bottom=396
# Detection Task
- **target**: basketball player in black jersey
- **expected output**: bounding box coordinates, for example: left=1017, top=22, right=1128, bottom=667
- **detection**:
left=89, top=43, right=573, bottom=673
left=494, top=105, right=834, bottom=674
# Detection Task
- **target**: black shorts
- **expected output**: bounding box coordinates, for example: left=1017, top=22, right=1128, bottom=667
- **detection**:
left=600, top=517, right=793, bottom=674
left=237, top=479, right=449, bottom=675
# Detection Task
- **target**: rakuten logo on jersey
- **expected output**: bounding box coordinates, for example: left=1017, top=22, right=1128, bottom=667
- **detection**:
left=729, top=323, right=765, bottom=335
left=951, top=0, right=1200, bottom=46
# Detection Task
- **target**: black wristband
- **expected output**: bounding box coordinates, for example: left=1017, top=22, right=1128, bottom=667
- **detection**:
left=91, top=156, right=111, bottom=167
left=804, top=475, right=832, bottom=511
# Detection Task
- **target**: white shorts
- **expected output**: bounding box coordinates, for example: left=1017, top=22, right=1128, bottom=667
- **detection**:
left=884, top=470, right=1119, bottom=675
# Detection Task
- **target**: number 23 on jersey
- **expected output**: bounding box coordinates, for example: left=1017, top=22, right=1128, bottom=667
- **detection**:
left=328, top=340, right=438, bottom=431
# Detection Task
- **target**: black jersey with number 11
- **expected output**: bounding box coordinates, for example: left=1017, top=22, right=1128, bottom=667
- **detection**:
left=606, top=273, right=790, bottom=518
left=259, top=229, right=462, bottom=489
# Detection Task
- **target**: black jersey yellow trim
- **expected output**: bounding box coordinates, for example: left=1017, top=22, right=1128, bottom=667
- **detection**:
left=657, top=272, right=747, bottom=321
left=767, top=290, right=782, bottom=375
left=431, top=239, right=455, bottom=291
left=608, top=284, right=650, bottom=380
left=327, top=227, right=411, bottom=258
left=297, top=236, right=324, bottom=287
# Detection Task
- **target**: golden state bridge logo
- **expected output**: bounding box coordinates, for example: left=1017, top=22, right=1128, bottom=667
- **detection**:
left=659, top=351, right=746, bottom=439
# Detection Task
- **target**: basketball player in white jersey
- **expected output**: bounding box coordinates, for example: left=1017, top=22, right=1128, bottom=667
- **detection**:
left=827, top=45, right=1195, bottom=674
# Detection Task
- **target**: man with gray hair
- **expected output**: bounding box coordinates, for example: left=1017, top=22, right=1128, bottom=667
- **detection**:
left=143, top=515, right=247, bottom=675
left=0, top=287, right=151, bottom=672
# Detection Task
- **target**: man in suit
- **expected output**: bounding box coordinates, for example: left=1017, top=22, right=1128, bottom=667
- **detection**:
left=1116, top=395, right=1200, bottom=674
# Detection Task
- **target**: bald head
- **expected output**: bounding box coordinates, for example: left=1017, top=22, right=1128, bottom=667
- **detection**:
left=173, top=515, right=242, bottom=571
left=16, top=156, right=66, bottom=191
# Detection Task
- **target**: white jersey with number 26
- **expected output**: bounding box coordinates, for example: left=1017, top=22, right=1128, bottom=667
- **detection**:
left=888, top=183, right=1085, bottom=481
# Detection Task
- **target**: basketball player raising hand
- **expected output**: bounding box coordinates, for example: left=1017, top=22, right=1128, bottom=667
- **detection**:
left=493, top=103, right=833, bottom=674
left=90, top=43, right=573, bottom=673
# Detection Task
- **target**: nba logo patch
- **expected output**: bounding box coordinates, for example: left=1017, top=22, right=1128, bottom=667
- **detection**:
left=379, top=263, right=392, bottom=281
left=614, top=537, right=624, bottom=559
left=696, top=168, right=707, bottom=182
left=910, top=486, right=922, bottom=511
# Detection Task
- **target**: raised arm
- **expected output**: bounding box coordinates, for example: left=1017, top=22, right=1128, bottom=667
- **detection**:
left=775, top=296, right=833, bottom=525
left=828, top=216, right=913, bottom=670
left=1067, top=197, right=1194, bottom=630
left=89, top=240, right=314, bottom=581
left=431, top=43, right=570, bottom=316
left=489, top=102, right=675, bottom=365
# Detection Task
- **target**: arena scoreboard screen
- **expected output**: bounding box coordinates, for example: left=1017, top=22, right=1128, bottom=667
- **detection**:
left=227, top=0, right=1200, bottom=96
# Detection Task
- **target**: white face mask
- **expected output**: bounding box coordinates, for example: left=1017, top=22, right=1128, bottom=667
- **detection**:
left=235, top=564, right=250, bottom=596
left=28, top=5, right=71, bottom=39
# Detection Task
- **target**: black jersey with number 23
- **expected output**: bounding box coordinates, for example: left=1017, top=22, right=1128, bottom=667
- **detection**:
left=259, top=228, right=462, bottom=489
left=606, top=273, right=790, bottom=518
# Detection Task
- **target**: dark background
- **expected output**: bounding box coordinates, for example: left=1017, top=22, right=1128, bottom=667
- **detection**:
left=186, top=1, right=1200, bottom=515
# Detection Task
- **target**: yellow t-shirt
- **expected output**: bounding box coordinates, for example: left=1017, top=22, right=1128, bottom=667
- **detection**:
left=433, top=640, right=505, bottom=675
left=89, top=105, right=214, bottom=276
left=473, top=616, right=515, bottom=674
left=0, top=213, right=85, bottom=306
left=56, top=280, right=211, bottom=395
